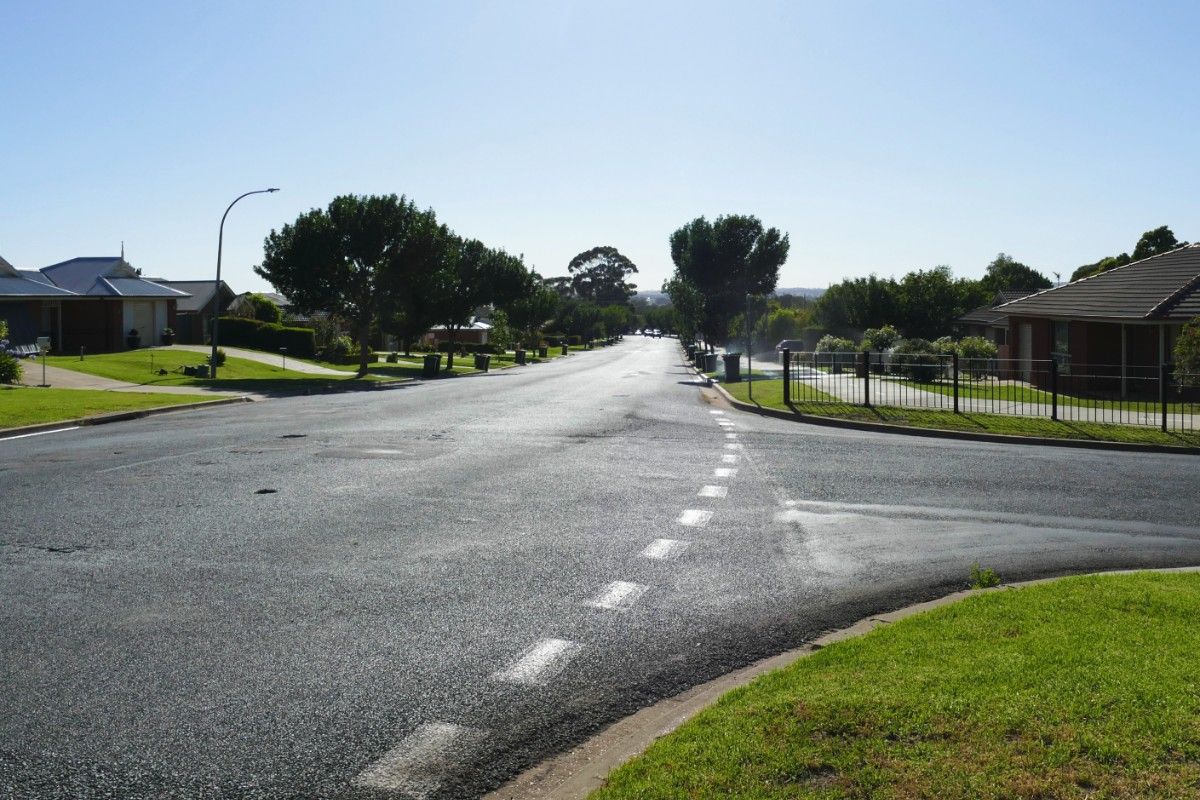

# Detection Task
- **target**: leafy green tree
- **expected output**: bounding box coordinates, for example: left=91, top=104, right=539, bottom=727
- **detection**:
left=1174, top=317, right=1200, bottom=386
left=428, top=238, right=527, bottom=369
left=258, top=194, right=443, bottom=375
left=895, top=266, right=973, bottom=340
left=668, top=214, right=789, bottom=347
left=813, top=275, right=900, bottom=332
left=763, top=306, right=809, bottom=347
left=600, top=304, right=632, bottom=337
left=501, top=273, right=560, bottom=348
left=567, top=246, right=639, bottom=305
left=979, top=253, right=1052, bottom=295
left=663, top=276, right=704, bottom=341
left=234, top=292, right=284, bottom=324
left=1071, top=253, right=1131, bottom=282
left=1132, top=226, right=1183, bottom=261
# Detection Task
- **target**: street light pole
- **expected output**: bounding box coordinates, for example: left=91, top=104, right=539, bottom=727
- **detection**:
left=211, top=188, right=279, bottom=378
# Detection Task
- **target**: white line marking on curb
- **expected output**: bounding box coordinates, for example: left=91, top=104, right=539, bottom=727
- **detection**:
left=492, top=638, right=583, bottom=686
left=721, top=454, right=739, bottom=464
left=677, top=509, right=713, bottom=526
left=0, top=426, right=80, bottom=441
left=353, top=722, right=485, bottom=796
left=640, top=538, right=691, bottom=560
left=698, top=485, right=728, bottom=498
left=724, top=443, right=743, bottom=450
left=586, top=581, right=648, bottom=610
left=714, top=468, right=737, bottom=478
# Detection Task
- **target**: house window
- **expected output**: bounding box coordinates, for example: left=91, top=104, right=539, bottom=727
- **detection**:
left=994, top=329, right=1007, bottom=346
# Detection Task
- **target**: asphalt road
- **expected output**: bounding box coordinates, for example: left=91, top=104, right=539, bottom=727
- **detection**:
left=3, top=337, right=1199, bottom=799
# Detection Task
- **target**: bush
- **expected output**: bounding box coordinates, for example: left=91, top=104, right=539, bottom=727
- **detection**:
left=859, top=324, right=899, bottom=352
left=957, top=335, right=998, bottom=360
left=932, top=336, right=958, bottom=356
left=233, top=293, right=284, bottom=324
left=970, top=562, right=1001, bottom=589
left=891, top=338, right=944, bottom=383
left=0, top=324, right=24, bottom=384
left=215, top=316, right=316, bottom=359
left=1174, top=317, right=1200, bottom=387
left=207, top=348, right=227, bottom=367
left=815, top=334, right=855, bottom=353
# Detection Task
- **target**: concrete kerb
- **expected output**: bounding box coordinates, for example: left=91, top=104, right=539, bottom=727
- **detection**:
left=486, top=565, right=1200, bottom=800
left=0, top=396, right=255, bottom=439
left=700, top=362, right=1200, bottom=456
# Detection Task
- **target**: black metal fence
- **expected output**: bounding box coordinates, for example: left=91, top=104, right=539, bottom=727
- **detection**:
left=783, top=349, right=1200, bottom=432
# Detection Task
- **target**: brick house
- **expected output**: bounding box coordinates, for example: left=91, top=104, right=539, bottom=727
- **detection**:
left=152, top=280, right=236, bottom=344
left=996, top=244, right=1199, bottom=394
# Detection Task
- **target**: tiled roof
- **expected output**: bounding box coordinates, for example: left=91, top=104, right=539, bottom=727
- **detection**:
left=39, top=257, right=190, bottom=298
left=996, top=245, right=1200, bottom=321
left=956, top=306, right=1007, bottom=326
left=0, top=258, right=78, bottom=297
left=153, top=280, right=232, bottom=312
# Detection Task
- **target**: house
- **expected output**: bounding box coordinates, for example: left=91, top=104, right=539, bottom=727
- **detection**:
left=0, top=256, right=190, bottom=353
left=954, top=290, right=1035, bottom=358
left=152, top=280, right=236, bottom=344
left=996, top=244, right=1200, bottom=393
left=422, top=318, right=492, bottom=347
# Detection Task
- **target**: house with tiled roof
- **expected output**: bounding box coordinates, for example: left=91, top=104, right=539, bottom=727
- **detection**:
left=996, top=244, right=1200, bottom=390
left=0, top=256, right=189, bottom=353
left=152, top=280, right=236, bottom=344
left=954, top=290, right=1037, bottom=358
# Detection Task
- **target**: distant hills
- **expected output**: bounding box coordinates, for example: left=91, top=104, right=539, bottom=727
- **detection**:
left=633, top=287, right=824, bottom=305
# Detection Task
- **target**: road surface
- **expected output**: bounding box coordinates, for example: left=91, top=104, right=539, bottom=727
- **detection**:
left=3, top=337, right=1199, bottom=798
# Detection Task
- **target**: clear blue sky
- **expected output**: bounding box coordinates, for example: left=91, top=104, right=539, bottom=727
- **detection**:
left=3, top=1, right=1197, bottom=294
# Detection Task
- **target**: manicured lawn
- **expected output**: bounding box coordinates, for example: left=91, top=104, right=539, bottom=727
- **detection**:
left=0, top=386, right=214, bottom=429
left=722, top=378, right=1200, bottom=447
left=46, top=350, right=391, bottom=393
left=911, top=377, right=1194, bottom=412
left=593, top=571, right=1200, bottom=800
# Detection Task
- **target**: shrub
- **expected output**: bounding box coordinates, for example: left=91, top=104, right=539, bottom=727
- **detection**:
left=207, top=348, right=227, bottom=367
left=815, top=334, right=855, bottom=353
left=215, top=316, right=317, bottom=359
left=235, top=293, right=284, bottom=324
left=932, top=336, right=958, bottom=356
left=970, top=562, right=1001, bottom=589
left=1174, top=317, right=1200, bottom=387
left=957, top=335, right=998, bottom=360
left=0, top=324, right=23, bottom=384
left=891, top=338, right=944, bottom=383
left=859, top=324, right=899, bottom=352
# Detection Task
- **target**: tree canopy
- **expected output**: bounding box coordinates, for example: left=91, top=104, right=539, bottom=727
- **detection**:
left=979, top=253, right=1052, bottom=295
left=1071, top=225, right=1188, bottom=282
left=566, top=246, right=639, bottom=305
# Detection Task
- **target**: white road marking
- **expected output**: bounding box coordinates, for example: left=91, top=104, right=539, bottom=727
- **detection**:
left=677, top=509, right=713, bottom=526
left=724, top=442, right=743, bottom=450
left=714, top=467, right=737, bottom=478
left=709, top=410, right=724, bottom=415
left=364, top=448, right=405, bottom=455
left=724, top=433, right=738, bottom=439
left=721, top=454, right=739, bottom=464
left=586, top=581, right=648, bottom=610
left=640, top=538, right=691, bottom=559
left=492, top=638, right=583, bottom=686
left=352, top=722, right=486, bottom=796
left=698, top=485, right=728, bottom=498
left=0, top=426, right=80, bottom=442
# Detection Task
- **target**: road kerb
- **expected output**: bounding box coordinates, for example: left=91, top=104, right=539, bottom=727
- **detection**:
left=484, top=565, right=1200, bottom=800
left=0, top=396, right=254, bottom=439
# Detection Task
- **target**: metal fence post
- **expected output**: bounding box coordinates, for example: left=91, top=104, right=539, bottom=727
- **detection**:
left=862, top=350, right=870, bottom=408
left=1160, top=362, right=1169, bottom=433
left=1049, top=358, right=1058, bottom=421
left=952, top=352, right=959, bottom=414
left=782, top=348, right=791, bottom=405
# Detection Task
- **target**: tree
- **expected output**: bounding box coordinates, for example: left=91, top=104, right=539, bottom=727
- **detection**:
left=501, top=273, right=560, bottom=348
left=895, top=266, right=977, bottom=340
left=543, top=276, right=574, bottom=299
left=979, top=253, right=1052, bottom=295
left=1132, top=226, right=1182, bottom=261
left=566, top=246, right=639, bottom=305
left=428, top=238, right=527, bottom=369
left=258, top=194, right=443, bottom=375
left=813, top=275, right=900, bottom=332
left=663, top=275, right=704, bottom=341
left=1174, top=317, right=1200, bottom=387
left=668, top=214, right=789, bottom=348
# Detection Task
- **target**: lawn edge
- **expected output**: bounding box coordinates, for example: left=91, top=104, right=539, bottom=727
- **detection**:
left=707, top=374, right=1200, bottom=455
left=0, top=395, right=254, bottom=438
left=485, top=565, right=1200, bottom=800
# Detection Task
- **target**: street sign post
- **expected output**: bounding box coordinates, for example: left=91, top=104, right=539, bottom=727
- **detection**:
left=36, top=336, right=50, bottom=387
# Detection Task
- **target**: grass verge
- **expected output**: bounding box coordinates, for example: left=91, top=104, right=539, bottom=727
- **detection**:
left=0, top=386, right=214, bottom=429
left=593, top=571, right=1200, bottom=800
left=722, top=378, right=1200, bottom=447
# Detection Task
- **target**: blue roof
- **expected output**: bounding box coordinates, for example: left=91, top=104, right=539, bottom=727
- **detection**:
left=38, top=257, right=190, bottom=298
left=0, top=258, right=79, bottom=298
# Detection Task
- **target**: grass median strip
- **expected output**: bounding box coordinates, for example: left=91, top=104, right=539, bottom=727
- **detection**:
left=721, top=378, right=1200, bottom=447
left=1, top=386, right=214, bottom=429
left=592, top=571, right=1200, bottom=800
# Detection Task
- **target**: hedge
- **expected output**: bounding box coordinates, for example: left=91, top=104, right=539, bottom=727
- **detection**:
left=214, top=317, right=316, bottom=358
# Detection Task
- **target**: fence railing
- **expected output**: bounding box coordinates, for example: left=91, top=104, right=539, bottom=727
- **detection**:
left=781, top=349, right=1200, bottom=432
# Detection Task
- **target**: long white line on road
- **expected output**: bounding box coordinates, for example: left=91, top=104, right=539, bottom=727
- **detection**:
left=725, top=433, right=738, bottom=439
left=492, top=638, right=584, bottom=686
left=698, top=485, right=728, bottom=498
left=714, top=468, right=737, bottom=478
left=0, top=426, right=80, bottom=442
left=586, top=581, right=648, bottom=610
left=352, top=721, right=486, bottom=796
left=677, top=509, right=713, bottom=526
left=724, top=442, right=744, bottom=450
left=721, top=454, right=739, bottom=464
left=640, top=538, right=691, bottom=560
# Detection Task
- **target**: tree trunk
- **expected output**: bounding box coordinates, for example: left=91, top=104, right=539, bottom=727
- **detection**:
left=402, top=338, right=411, bottom=357
left=445, top=327, right=458, bottom=370
left=357, top=323, right=371, bottom=377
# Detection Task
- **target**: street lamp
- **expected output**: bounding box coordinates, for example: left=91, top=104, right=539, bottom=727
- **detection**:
left=210, top=188, right=279, bottom=378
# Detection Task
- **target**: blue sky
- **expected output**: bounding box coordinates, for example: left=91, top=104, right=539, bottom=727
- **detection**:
left=2, top=1, right=1197, bottom=294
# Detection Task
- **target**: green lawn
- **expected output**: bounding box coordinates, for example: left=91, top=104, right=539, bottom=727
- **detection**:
left=593, top=571, right=1200, bottom=800
left=0, top=386, right=215, bottom=429
left=722, top=378, right=1200, bottom=447
left=46, top=350, right=392, bottom=393
left=910, top=377, right=1194, bottom=412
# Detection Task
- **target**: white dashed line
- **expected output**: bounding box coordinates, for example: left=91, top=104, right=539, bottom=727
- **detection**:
left=492, top=638, right=584, bottom=686
left=364, top=448, right=405, bottom=455
left=724, top=433, right=738, bottom=439
left=709, top=410, right=724, bottom=415
left=721, top=454, right=739, bottom=464
left=352, top=722, right=486, bottom=796
left=640, top=538, right=691, bottom=560
left=698, top=485, right=728, bottom=498
left=677, top=509, right=713, bottom=526
left=586, top=581, right=648, bottom=610
left=724, top=443, right=743, bottom=450
left=714, top=468, right=737, bottom=478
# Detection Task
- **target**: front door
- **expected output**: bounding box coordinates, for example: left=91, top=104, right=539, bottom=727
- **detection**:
left=129, top=302, right=155, bottom=347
